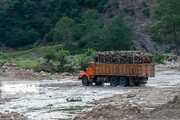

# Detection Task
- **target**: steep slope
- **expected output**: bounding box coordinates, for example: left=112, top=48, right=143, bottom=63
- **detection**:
left=0, top=0, right=168, bottom=53
left=101, top=0, right=167, bottom=53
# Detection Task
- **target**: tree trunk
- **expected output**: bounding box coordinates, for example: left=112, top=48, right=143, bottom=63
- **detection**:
left=172, top=22, right=179, bottom=56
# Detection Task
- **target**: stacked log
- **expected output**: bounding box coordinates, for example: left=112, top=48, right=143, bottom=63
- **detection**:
left=94, top=51, right=153, bottom=64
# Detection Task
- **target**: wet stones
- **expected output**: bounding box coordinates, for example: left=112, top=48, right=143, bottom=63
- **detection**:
left=66, top=97, right=82, bottom=102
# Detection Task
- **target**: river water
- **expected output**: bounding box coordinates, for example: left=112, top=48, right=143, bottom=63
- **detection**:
left=0, top=69, right=179, bottom=119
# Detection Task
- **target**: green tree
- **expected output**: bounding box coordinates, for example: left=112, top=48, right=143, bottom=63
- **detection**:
left=151, top=0, right=180, bottom=55
left=81, top=29, right=105, bottom=50
left=55, top=49, right=69, bottom=68
left=43, top=48, right=56, bottom=62
left=45, top=30, right=54, bottom=42
left=7, top=29, right=40, bottom=47
left=76, top=48, right=97, bottom=70
left=79, top=9, right=104, bottom=49
left=103, top=13, right=133, bottom=50
left=53, top=17, right=74, bottom=46
left=0, top=0, right=50, bottom=48
left=81, top=9, right=102, bottom=32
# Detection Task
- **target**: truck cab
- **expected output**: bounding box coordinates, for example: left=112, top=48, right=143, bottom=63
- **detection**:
left=78, top=62, right=94, bottom=81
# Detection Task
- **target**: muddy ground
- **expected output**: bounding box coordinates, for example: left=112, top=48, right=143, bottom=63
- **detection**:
left=75, top=85, right=180, bottom=120
left=0, top=61, right=179, bottom=120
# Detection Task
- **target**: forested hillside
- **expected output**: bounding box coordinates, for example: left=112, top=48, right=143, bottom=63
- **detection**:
left=0, top=0, right=179, bottom=55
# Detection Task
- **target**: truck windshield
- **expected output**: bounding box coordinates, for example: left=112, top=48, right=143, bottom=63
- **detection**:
left=89, top=63, right=93, bottom=68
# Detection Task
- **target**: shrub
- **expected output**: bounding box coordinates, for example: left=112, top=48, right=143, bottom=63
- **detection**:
left=76, top=54, right=92, bottom=70
left=142, top=9, right=150, bottom=17
left=0, top=51, right=7, bottom=59
left=55, top=49, right=69, bottom=68
left=85, top=48, right=97, bottom=56
left=62, top=64, right=76, bottom=73
left=97, top=5, right=108, bottom=13
left=113, top=1, right=119, bottom=8
left=75, top=49, right=97, bottom=70
left=43, top=48, right=56, bottom=62
left=43, top=48, right=70, bottom=72
left=141, top=2, right=148, bottom=8
left=34, top=65, right=53, bottom=73
left=152, top=52, right=166, bottom=64
left=109, top=13, right=114, bottom=18
left=23, top=44, right=35, bottom=50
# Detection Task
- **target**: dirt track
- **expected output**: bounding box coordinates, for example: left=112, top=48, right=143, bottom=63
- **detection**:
left=0, top=63, right=180, bottom=120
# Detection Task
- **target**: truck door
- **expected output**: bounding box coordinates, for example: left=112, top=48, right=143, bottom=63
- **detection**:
left=87, top=63, right=94, bottom=76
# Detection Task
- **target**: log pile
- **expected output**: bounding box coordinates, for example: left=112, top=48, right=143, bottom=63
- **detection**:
left=94, top=51, right=153, bottom=64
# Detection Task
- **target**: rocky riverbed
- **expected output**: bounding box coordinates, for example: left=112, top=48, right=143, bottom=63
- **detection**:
left=0, top=62, right=179, bottom=120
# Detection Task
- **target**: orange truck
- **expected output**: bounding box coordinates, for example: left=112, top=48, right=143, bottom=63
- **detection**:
left=78, top=62, right=155, bottom=87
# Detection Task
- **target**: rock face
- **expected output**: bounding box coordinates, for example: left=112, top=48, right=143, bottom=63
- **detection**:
left=102, top=0, right=168, bottom=53
left=134, top=27, right=168, bottom=53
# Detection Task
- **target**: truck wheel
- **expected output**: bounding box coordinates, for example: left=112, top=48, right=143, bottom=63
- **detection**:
left=82, top=76, right=89, bottom=86
left=110, top=77, right=119, bottom=87
left=119, top=77, right=129, bottom=87
left=137, top=77, right=148, bottom=86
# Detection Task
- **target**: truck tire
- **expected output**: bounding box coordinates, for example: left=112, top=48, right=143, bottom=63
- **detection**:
left=110, top=77, right=119, bottom=87
left=82, top=76, right=89, bottom=86
left=119, top=77, right=129, bottom=87
left=137, top=77, right=148, bottom=86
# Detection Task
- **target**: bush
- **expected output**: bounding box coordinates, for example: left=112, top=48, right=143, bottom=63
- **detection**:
left=141, top=2, right=148, bottom=8
left=55, top=49, right=69, bottom=68
left=109, top=13, right=114, bottom=18
left=43, top=48, right=56, bottom=62
left=43, top=48, right=71, bottom=72
left=75, top=49, right=97, bottom=70
left=142, top=9, right=150, bottom=17
left=33, top=61, right=55, bottom=73
left=22, top=44, right=35, bottom=50
left=97, top=5, right=108, bottom=13
left=33, top=65, right=53, bottom=73
left=152, top=52, right=166, bottom=64
left=113, top=1, right=119, bottom=8
left=0, top=51, right=7, bottom=59
left=149, top=24, right=164, bottom=44
left=76, top=54, right=92, bottom=70
left=62, top=64, right=76, bottom=73
left=122, top=8, right=135, bottom=16
left=85, top=48, right=97, bottom=56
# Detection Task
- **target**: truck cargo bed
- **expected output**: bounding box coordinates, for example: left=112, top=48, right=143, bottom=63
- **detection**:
left=94, top=63, right=155, bottom=77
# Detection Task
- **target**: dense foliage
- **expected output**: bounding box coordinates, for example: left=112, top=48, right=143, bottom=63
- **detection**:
left=1, top=0, right=178, bottom=56
left=0, top=0, right=134, bottom=53
left=43, top=48, right=97, bottom=72
left=150, top=0, right=180, bottom=55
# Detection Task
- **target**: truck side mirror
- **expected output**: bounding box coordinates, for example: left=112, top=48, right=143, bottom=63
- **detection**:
left=83, top=68, right=86, bottom=71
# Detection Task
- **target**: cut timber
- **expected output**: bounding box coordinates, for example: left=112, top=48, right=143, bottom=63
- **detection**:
left=94, top=51, right=153, bottom=64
